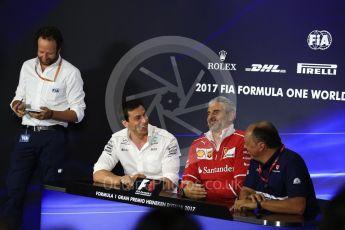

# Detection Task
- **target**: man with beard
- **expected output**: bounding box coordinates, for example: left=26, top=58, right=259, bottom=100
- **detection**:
left=93, top=99, right=181, bottom=191
left=2, top=26, right=86, bottom=227
left=180, top=96, right=249, bottom=205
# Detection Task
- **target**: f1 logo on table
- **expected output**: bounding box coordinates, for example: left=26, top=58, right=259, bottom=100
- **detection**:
left=137, top=179, right=156, bottom=192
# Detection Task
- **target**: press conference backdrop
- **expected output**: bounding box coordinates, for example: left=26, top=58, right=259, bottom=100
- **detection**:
left=1, top=0, right=344, bottom=200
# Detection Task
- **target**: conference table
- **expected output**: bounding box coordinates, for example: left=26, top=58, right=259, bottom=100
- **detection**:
left=40, top=181, right=319, bottom=230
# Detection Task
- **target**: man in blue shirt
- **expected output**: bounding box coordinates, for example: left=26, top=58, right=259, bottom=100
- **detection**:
left=234, top=121, right=319, bottom=218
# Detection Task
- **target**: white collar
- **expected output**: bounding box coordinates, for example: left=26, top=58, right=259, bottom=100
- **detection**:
left=205, top=124, right=235, bottom=143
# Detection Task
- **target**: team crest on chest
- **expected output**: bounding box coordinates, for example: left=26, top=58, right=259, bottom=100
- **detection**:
left=223, top=147, right=235, bottom=159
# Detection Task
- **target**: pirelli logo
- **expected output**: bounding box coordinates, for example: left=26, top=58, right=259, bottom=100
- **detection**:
left=297, top=63, right=337, bottom=75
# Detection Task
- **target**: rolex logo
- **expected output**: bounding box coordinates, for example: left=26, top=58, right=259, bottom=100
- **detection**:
left=208, top=49, right=236, bottom=71
left=219, top=50, right=227, bottom=61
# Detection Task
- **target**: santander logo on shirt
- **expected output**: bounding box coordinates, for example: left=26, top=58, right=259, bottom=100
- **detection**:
left=198, top=165, right=234, bottom=174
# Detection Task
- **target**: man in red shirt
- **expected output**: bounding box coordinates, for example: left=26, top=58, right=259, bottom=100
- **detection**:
left=180, top=96, right=250, bottom=205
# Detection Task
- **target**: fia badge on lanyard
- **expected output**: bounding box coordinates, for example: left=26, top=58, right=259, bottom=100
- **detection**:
left=19, top=130, right=30, bottom=143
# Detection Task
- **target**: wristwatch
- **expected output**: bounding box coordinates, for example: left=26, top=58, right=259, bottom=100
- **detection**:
left=179, top=183, right=187, bottom=197
left=256, top=199, right=262, bottom=210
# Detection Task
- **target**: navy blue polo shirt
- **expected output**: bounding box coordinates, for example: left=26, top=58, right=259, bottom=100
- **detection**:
left=244, top=148, right=319, bottom=218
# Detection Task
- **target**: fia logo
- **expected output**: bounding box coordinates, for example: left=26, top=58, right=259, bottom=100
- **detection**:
left=219, top=50, right=227, bottom=61
left=52, top=88, right=60, bottom=93
left=19, top=134, right=30, bottom=143
left=307, top=30, right=332, bottom=50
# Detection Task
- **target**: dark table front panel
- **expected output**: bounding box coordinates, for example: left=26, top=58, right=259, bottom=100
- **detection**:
left=42, top=181, right=318, bottom=228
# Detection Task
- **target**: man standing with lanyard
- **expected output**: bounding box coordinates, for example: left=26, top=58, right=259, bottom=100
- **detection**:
left=234, top=121, right=319, bottom=218
left=2, top=26, right=86, bottom=228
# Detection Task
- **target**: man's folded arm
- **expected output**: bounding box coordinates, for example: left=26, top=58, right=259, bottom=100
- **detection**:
left=93, top=169, right=121, bottom=186
left=238, top=186, right=256, bottom=200
left=260, top=197, right=306, bottom=215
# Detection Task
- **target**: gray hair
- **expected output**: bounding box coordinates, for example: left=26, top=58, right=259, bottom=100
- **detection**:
left=208, top=96, right=236, bottom=113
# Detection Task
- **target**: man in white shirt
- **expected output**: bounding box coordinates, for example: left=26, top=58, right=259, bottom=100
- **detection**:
left=93, top=100, right=180, bottom=191
left=2, top=26, right=86, bottom=228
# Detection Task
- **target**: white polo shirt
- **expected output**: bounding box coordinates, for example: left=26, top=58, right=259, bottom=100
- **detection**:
left=93, top=124, right=181, bottom=185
